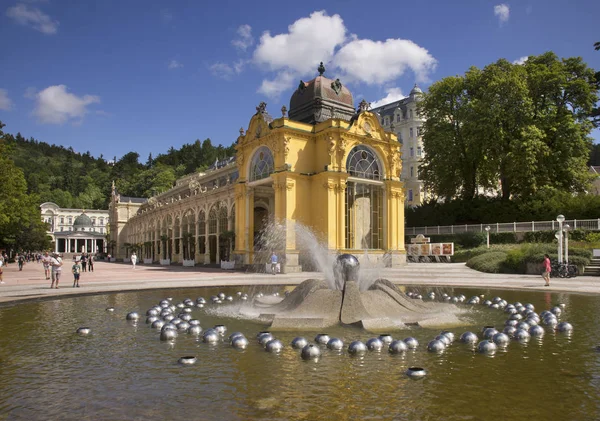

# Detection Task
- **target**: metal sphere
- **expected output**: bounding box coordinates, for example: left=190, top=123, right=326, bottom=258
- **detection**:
left=211, top=296, right=219, bottom=303
left=467, top=298, right=479, bottom=305
left=182, top=307, right=192, bottom=314
left=183, top=299, right=194, bottom=306
left=180, top=313, right=192, bottom=322
left=196, top=303, right=205, bottom=308
left=427, top=339, right=446, bottom=353
left=514, top=328, right=531, bottom=342
left=176, top=303, right=185, bottom=309
left=415, top=294, right=423, bottom=300
left=378, top=334, right=393, bottom=345
left=443, top=296, right=451, bottom=302
left=406, top=367, right=427, bottom=379
left=159, top=301, right=169, bottom=308
left=314, top=334, right=330, bottom=345
left=403, top=337, right=419, bottom=349
left=492, top=296, right=502, bottom=304
left=427, top=292, right=436, bottom=300
left=558, top=303, right=566, bottom=309
left=291, top=337, right=309, bottom=349
left=526, top=318, right=539, bottom=327
left=490, top=304, right=500, bottom=310
left=213, top=325, right=227, bottom=335
left=483, top=300, right=492, bottom=306
left=76, top=327, right=91, bottom=336
left=146, top=308, right=159, bottom=317
left=440, top=331, right=455, bottom=343
left=188, top=325, right=202, bottom=336
left=525, top=303, right=535, bottom=311
left=483, top=327, right=499, bottom=340
left=492, top=332, right=510, bottom=346
left=326, top=338, right=344, bottom=350
left=551, top=307, right=562, bottom=317
left=196, top=297, right=206, bottom=304
left=151, top=320, right=165, bottom=330
left=171, top=318, right=183, bottom=326
left=459, top=332, right=478, bottom=344
left=231, top=336, right=249, bottom=349
left=265, top=339, right=284, bottom=353
left=557, top=322, right=573, bottom=333
left=529, top=325, right=545, bottom=337
left=366, top=338, right=384, bottom=351
left=503, top=326, right=517, bottom=338
left=389, top=340, right=408, bottom=354
left=517, top=322, right=531, bottom=331
left=146, top=316, right=159, bottom=325
left=241, top=295, right=248, bottom=301
left=105, top=307, right=115, bottom=312
left=163, top=314, right=175, bottom=322
left=505, top=319, right=518, bottom=328
left=258, top=333, right=275, bottom=346
left=510, top=313, right=523, bottom=321
left=202, top=331, right=220, bottom=343
left=160, top=309, right=173, bottom=317
left=126, top=312, right=140, bottom=321
left=348, top=341, right=368, bottom=355
left=226, top=296, right=234, bottom=302
left=451, top=296, right=459, bottom=304
left=160, top=329, right=178, bottom=342
left=228, top=332, right=244, bottom=342
left=218, top=292, right=226, bottom=300
left=477, top=340, right=497, bottom=354
left=542, top=317, right=558, bottom=328
left=161, top=323, right=177, bottom=332
left=236, top=291, right=242, bottom=296
left=178, top=356, right=196, bottom=365
left=177, top=321, right=190, bottom=332
left=435, top=335, right=451, bottom=347
left=301, top=344, right=322, bottom=360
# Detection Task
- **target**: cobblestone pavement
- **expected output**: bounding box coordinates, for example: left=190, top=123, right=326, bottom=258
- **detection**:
left=1, top=259, right=599, bottom=304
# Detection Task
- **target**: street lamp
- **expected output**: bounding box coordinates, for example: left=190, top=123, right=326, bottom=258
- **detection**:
left=485, top=226, right=491, bottom=248
left=556, top=214, right=565, bottom=264
left=563, top=224, right=570, bottom=265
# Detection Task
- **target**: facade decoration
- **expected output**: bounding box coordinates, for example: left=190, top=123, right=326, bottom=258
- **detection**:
left=109, top=64, right=406, bottom=271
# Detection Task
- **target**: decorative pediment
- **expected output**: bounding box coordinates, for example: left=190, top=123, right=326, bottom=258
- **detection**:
left=347, top=111, right=391, bottom=142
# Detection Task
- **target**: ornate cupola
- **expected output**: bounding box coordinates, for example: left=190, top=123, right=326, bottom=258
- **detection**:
left=288, top=62, right=355, bottom=124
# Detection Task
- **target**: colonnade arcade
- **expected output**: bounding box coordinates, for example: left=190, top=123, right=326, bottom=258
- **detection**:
left=125, top=200, right=235, bottom=264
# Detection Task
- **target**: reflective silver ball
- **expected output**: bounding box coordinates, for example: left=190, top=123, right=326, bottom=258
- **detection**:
left=213, top=325, right=227, bottom=335
left=505, top=319, right=518, bottom=327
left=492, top=296, right=502, bottom=304
left=151, top=320, right=165, bottom=330
left=180, top=313, right=192, bottom=322
left=226, top=296, right=233, bottom=302
left=503, top=326, right=517, bottom=337
left=146, top=308, right=159, bottom=317
left=459, top=332, right=478, bottom=344
left=315, top=334, right=330, bottom=345
left=176, top=303, right=185, bottom=309
left=406, top=367, right=427, bottom=379
left=232, top=336, right=249, bottom=349
left=159, top=300, right=169, bottom=307
left=366, top=338, right=384, bottom=351
left=188, top=325, right=202, bottom=336
left=241, top=295, right=248, bottom=301
left=163, top=314, right=175, bottom=322
left=76, top=327, right=91, bottom=336
left=161, top=323, right=177, bottom=332
left=514, top=328, right=531, bottom=341
left=182, top=307, right=192, bottom=314
left=171, top=318, right=182, bottom=326
left=435, top=335, right=451, bottom=347
left=160, top=329, right=178, bottom=342
left=451, top=296, right=459, bottom=304
left=404, top=337, right=419, bottom=349
left=558, top=303, right=566, bottom=309
left=427, top=339, right=446, bottom=353
left=229, top=332, right=244, bottom=342
left=517, top=322, right=530, bottom=331
left=378, top=334, right=393, bottom=345
left=195, top=303, right=205, bottom=308
left=218, top=292, right=226, bottom=300
left=492, top=332, right=510, bottom=346
left=203, top=331, right=220, bottom=343
left=326, top=338, right=344, bottom=350
left=146, top=316, right=159, bottom=325
left=348, top=341, right=368, bottom=355
left=557, top=322, right=573, bottom=333
left=301, top=344, right=321, bottom=360
left=551, top=307, right=562, bottom=317
left=491, top=304, right=500, bottom=310
left=183, top=299, right=193, bottom=306
left=441, top=331, right=455, bottom=343
left=177, top=321, right=190, bottom=332
left=542, top=317, right=558, bottom=328
left=178, top=356, right=196, bottom=365
left=477, top=340, right=497, bottom=354
left=126, top=312, right=140, bottom=321
left=483, top=300, right=492, bottom=306
left=236, top=291, right=242, bottom=296
left=258, top=333, right=274, bottom=346
left=525, top=303, right=535, bottom=311
left=510, top=313, right=523, bottom=321
left=291, top=337, right=309, bottom=349
left=265, top=339, right=284, bottom=353
left=483, top=327, right=499, bottom=340
left=196, top=297, right=206, bottom=304
left=529, top=325, right=545, bottom=337
left=389, top=340, right=408, bottom=354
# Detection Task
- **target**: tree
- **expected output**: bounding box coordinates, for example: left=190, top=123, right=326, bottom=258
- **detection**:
left=419, top=53, right=598, bottom=200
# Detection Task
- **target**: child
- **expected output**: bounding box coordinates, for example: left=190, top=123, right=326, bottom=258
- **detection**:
left=72, top=260, right=81, bottom=288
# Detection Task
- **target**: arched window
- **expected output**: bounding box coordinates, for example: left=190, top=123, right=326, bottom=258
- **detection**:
left=249, top=146, right=274, bottom=182
left=218, top=206, right=228, bottom=233
left=346, top=145, right=383, bottom=180
left=208, top=206, right=218, bottom=235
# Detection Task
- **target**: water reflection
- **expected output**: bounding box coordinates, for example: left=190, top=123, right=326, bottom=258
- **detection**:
left=0, top=287, right=598, bottom=420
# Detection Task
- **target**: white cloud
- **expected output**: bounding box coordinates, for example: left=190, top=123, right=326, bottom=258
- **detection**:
left=32, top=85, right=100, bottom=124
left=512, top=56, right=528, bottom=65
left=370, top=88, right=406, bottom=108
left=250, top=10, right=436, bottom=98
left=0, top=89, right=13, bottom=111
left=232, top=24, right=254, bottom=51
left=334, top=38, right=436, bottom=85
left=6, top=3, right=58, bottom=34
left=168, top=59, right=183, bottom=69
left=209, top=62, right=235, bottom=79
left=494, top=4, right=510, bottom=24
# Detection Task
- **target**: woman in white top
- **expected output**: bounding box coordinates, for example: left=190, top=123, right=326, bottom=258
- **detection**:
left=131, top=252, right=137, bottom=269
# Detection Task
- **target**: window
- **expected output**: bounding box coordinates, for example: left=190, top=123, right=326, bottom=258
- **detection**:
left=417, top=146, right=422, bottom=157
left=396, top=114, right=400, bottom=122
left=345, top=182, right=384, bottom=250
left=100, top=228, right=103, bottom=234
left=409, top=109, right=413, bottom=119
left=68, top=217, right=72, bottom=225
left=408, top=189, right=413, bottom=202
left=60, top=227, right=64, bottom=232
left=346, top=145, right=383, bottom=180
left=91, top=218, right=96, bottom=225
left=99, top=218, right=104, bottom=226
left=60, top=217, right=64, bottom=224
left=410, top=147, right=414, bottom=157
left=416, top=127, right=420, bottom=137
left=410, top=166, right=414, bottom=178
left=249, top=146, right=274, bottom=182
left=409, top=128, right=413, bottom=138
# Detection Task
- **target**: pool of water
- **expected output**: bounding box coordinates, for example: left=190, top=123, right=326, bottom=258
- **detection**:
left=0, top=286, right=599, bottom=420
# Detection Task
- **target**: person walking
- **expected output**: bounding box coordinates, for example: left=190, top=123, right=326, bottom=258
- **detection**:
left=270, top=252, right=278, bottom=275
left=50, top=253, right=63, bottom=289
left=131, top=252, right=137, bottom=269
left=542, top=254, right=552, bottom=287
left=81, top=253, right=88, bottom=272
left=17, top=254, right=24, bottom=271
left=42, top=251, right=52, bottom=280
left=0, top=258, right=4, bottom=284
left=88, top=255, right=94, bottom=272
left=72, top=259, right=81, bottom=287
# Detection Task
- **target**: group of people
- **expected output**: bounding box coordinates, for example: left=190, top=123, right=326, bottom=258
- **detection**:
left=40, top=251, right=65, bottom=289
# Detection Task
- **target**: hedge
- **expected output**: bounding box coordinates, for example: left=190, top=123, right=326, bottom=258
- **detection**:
left=466, top=252, right=508, bottom=273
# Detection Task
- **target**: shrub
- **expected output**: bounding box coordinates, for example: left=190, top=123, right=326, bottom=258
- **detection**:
left=489, top=232, right=518, bottom=244
left=466, top=252, right=508, bottom=273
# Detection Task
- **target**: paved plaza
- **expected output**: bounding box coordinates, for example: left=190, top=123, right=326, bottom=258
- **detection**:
left=1, top=259, right=600, bottom=305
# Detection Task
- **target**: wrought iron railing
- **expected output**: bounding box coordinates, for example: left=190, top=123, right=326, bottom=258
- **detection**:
left=405, top=219, right=600, bottom=236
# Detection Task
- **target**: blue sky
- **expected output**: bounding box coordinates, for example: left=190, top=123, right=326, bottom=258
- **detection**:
left=1, top=0, right=599, bottom=162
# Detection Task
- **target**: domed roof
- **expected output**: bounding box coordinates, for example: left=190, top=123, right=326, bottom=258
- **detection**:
left=410, top=84, right=423, bottom=96
left=73, top=213, right=92, bottom=227
left=288, top=62, right=355, bottom=124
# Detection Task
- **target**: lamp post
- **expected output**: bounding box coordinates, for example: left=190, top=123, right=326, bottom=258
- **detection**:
left=485, top=226, right=491, bottom=249
left=556, top=214, right=565, bottom=264
left=563, top=224, right=570, bottom=265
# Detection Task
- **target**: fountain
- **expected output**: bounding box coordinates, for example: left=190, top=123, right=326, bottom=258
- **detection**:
left=243, top=252, right=464, bottom=331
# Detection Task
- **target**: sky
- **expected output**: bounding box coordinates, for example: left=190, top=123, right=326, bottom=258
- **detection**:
left=0, top=0, right=599, bottom=162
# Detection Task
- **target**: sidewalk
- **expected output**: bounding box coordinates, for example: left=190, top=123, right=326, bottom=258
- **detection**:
left=1, top=260, right=599, bottom=305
